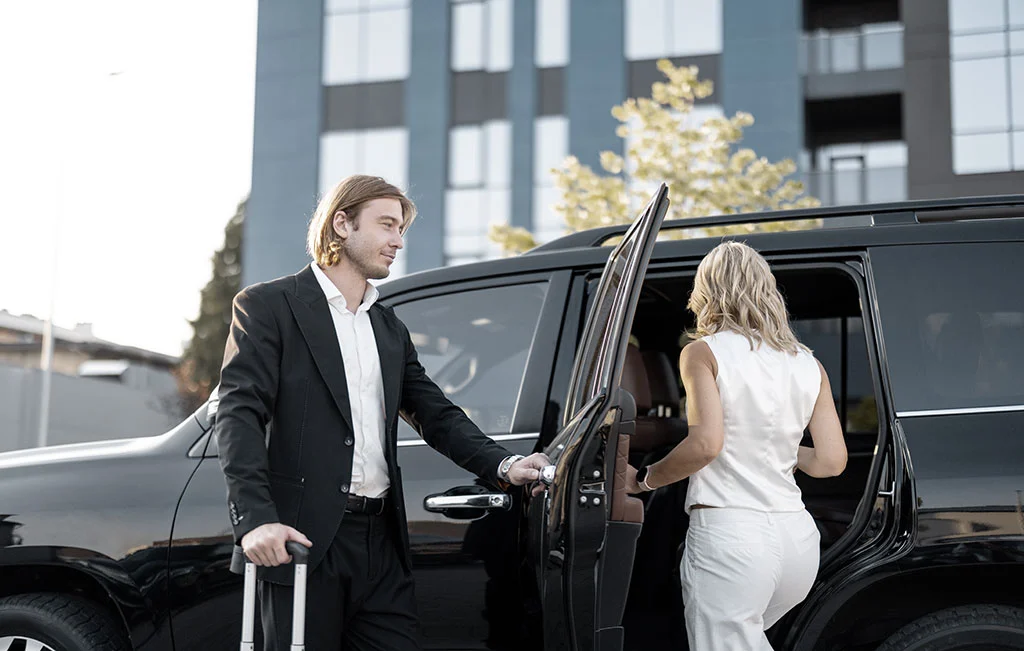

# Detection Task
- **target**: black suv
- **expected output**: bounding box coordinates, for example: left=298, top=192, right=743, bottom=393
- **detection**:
left=2, top=189, right=1023, bottom=651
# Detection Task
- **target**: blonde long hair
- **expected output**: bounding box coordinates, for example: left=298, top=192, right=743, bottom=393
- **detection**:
left=307, top=175, right=417, bottom=267
left=687, top=241, right=809, bottom=354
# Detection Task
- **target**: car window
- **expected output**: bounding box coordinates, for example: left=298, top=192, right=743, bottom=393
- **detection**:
left=792, top=317, right=877, bottom=433
left=870, top=242, right=1024, bottom=413
left=392, top=281, right=549, bottom=439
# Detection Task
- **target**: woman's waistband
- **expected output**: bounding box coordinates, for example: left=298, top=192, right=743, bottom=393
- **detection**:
left=689, top=505, right=808, bottom=526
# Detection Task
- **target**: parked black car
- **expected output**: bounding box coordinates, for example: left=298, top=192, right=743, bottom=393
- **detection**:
left=2, top=190, right=1024, bottom=651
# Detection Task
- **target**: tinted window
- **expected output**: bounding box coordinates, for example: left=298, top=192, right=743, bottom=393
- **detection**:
left=392, top=281, right=549, bottom=439
left=568, top=253, right=628, bottom=419
left=792, top=317, right=877, bottom=433
left=871, top=243, right=1024, bottom=412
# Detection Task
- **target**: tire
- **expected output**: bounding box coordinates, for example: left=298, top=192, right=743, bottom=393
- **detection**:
left=877, top=604, right=1024, bottom=651
left=0, top=593, right=130, bottom=651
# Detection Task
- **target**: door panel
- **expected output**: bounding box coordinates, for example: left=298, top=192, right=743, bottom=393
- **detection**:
left=399, top=437, right=537, bottom=649
left=529, top=184, right=670, bottom=651
left=609, top=428, right=644, bottom=524
left=390, top=279, right=554, bottom=649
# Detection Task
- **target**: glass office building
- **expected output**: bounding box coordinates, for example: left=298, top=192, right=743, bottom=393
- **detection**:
left=244, top=0, right=1024, bottom=285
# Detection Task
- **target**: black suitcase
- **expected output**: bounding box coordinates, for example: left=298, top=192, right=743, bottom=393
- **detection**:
left=239, top=541, right=310, bottom=651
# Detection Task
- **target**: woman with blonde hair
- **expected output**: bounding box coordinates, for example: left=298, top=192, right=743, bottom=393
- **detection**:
left=626, top=240, right=848, bottom=651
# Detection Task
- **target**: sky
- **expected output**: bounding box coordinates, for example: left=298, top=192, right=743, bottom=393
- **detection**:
left=0, top=1, right=258, bottom=357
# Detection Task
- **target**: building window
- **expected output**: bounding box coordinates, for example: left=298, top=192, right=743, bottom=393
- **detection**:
left=318, top=128, right=409, bottom=276
left=450, top=0, right=512, bottom=72
left=445, top=121, right=511, bottom=265
left=323, top=0, right=411, bottom=85
left=532, top=116, right=569, bottom=244
left=625, top=0, right=722, bottom=61
left=948, top=0, right=1024, bottom=174
left=804, top=141, right=908, bottom=206
left=536, top=0, right=570, bottom=68
left=318, top=129, right=409, bottom=194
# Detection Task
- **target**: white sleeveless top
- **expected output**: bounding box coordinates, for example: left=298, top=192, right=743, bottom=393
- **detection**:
left=684, top=330, right=821, bottom=515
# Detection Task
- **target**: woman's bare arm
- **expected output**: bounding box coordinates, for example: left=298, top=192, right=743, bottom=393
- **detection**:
left=797, top=359, right=848, bottom=478
left=631, top=341, right=724, bottom=491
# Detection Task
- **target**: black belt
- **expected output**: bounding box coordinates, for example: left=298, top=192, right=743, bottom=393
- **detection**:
left=345, top=494, right=386, bottom=516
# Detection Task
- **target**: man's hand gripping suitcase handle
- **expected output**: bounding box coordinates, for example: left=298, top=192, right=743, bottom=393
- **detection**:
left=241, top=538, right=311, bottom=651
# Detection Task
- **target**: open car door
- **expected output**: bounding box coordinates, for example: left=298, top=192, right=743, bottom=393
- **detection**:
left=528, top=184, right=670, bottom=651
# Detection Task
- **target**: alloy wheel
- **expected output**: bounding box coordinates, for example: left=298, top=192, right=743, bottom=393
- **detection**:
left=0, top=636, right=57, bottom=651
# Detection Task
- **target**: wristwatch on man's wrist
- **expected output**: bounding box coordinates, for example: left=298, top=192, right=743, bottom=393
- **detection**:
left=498, top=454, right=525, bottom=482
left=636, top=465, right=656, bottom=492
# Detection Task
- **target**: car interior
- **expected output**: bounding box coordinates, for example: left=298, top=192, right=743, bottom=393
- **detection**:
left=614, top=266, right=884, bottom=650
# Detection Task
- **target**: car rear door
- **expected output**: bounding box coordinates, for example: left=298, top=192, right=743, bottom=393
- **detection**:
left=526, top=184, right=669, bottom=651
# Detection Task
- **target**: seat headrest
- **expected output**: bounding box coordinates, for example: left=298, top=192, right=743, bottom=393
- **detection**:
left=642, top=350, right=681, bottom=408
left=621, top=344, right=652, bottom=410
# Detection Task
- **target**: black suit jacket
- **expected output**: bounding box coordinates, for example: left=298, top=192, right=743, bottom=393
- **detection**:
left=216, top=265, right=512, bottom=584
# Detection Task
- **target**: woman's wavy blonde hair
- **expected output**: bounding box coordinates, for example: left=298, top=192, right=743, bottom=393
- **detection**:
left=687, top=241, right=809, bottom=354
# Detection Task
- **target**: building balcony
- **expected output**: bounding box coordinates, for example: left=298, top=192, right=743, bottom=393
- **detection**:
left=804, top=166, right=907, bottom=207
left=800, top=23, right=904, bottom=76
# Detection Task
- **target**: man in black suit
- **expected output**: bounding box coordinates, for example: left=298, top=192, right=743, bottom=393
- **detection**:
left=216, top=174, right=550, bottom=650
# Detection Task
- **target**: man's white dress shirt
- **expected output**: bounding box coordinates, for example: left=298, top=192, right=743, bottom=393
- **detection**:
left=311, top=263, right=389, bottom=499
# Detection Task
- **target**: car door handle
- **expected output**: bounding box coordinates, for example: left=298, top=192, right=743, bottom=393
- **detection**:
left=539, top=465, right=556, bottom=486
left=424, top=493, right=511, bottom=512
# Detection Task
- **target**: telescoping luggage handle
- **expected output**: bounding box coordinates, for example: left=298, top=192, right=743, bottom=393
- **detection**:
left=240, top=541, right=310, bottom=651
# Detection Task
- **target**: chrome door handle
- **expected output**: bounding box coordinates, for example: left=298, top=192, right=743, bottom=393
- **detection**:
left=424, top=493, right=511, bottom=512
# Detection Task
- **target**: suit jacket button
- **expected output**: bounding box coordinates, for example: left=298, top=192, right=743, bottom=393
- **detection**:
left=344, top=437, right=354, bottom=446
left=340, top=483, right=349, bottom=494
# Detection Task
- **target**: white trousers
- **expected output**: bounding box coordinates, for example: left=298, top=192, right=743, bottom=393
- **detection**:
left=680, top=507, right=820, bottom=651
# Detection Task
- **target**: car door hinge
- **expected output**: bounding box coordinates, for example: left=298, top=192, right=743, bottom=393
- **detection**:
left=579, top=481, right=606, bottom=506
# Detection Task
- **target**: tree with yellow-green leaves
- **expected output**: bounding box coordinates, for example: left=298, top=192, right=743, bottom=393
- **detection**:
left=490, top=59, right=821, bottom=254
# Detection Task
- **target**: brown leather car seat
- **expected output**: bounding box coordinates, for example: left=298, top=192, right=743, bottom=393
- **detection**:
left=621, top=344, right=653, bottom=416
left=642, top=350, right=683, bottom=418
left=639, top=350, right=688, bottom=453
left=620, top=345, right=688, bottom=457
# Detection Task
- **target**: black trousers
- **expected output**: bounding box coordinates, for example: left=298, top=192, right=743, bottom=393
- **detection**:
left=259, top=511, right=419, bottom=651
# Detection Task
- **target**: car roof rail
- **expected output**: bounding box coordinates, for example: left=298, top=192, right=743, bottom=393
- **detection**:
left=528, top=194, right=1024, bottom=252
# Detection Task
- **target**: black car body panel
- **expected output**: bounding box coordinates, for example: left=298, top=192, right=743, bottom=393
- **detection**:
left=2, top=194, right=1023, bottom=650
left=0, top=409, right=212, bottom=650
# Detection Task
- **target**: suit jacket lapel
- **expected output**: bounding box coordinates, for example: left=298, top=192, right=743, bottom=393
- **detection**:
left=287, top=267, right=354, bottom=433
left=369, top=306, right=402, bottom=439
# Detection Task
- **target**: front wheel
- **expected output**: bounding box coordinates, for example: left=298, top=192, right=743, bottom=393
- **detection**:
left=877, top=604, right=1024, bottom=651
left=0, top=593, right=130, bottom=651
